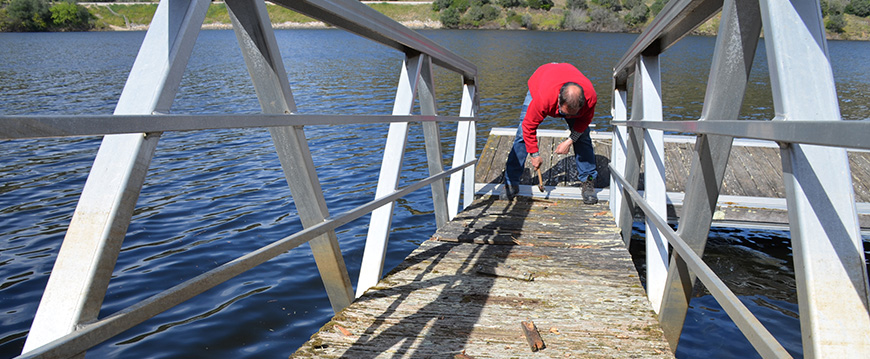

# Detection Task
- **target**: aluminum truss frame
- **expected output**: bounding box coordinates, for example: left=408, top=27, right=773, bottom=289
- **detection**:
left=610, top=0, right=870, bottom=356
left=14, top=0, right=479, bottom=357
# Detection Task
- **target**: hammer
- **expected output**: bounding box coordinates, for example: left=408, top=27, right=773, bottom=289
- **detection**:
left=535, top=167, right=545, bottom=192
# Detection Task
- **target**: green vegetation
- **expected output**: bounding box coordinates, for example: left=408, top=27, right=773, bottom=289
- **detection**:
left=0, top=0, right=93, bottom=31
left=1, top=0, right=867, bottom=40
left=203, top=2, right=231, bottom=25
left=847, top=0, right=870, bottom=16
left=367, top=2, right=438, bottom=23
left=263, top=3, right=319, bottom=24
left=434, top=0, right=645, bottom=31
left=820, top=0, right=870, bottom=35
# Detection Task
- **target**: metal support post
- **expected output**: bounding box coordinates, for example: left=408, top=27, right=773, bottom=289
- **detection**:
left=417, top=55, right=450, bottom=229
left=461, top=81, right=477, bottom=213
left=22, top=0, right=210, bottom=354
left=759, top=0, right=870, bottom=355
left=636, top=55, right=669, bottom=312
left=356, top=54, right=423, bottom=297
left=616, top=127, right=644, bottom=247
left=610, top=87, right=628, bottom=221
left=616, top=69, right=645, bottom=249
left=448, top=80, right=477, bottom=218
left=658, top=0, right=761, bottom=346
left=226, top=0, right=354, bottom=313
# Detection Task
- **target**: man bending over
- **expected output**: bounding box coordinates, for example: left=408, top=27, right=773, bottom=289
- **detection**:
left=503, top=62, right=599, bottom=204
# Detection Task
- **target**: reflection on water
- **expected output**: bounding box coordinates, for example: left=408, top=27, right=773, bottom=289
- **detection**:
left=1, top=29, right=869, bottom=358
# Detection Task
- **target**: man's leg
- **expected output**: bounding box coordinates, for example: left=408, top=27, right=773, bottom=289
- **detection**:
left=503, top=92, right=533, bottom=198
left=504, top=122, right=527, bottom=187
left=572, top=127, right=598, bottom=204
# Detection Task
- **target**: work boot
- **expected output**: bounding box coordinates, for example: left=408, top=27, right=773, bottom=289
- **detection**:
left=581, top=176, right=597, bottom=204
left=500, top=183, right=520, bottom=200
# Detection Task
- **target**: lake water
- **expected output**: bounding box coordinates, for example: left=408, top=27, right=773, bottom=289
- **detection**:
left=1, top=29, right=868, bottom=358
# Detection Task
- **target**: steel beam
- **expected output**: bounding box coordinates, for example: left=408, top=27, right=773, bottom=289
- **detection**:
left=226, top=0, right=354, bottom=313
left=22, top=0, right=210, bottom=354
left=614, top=0, right=724, bottom=87
left=447, top=80, right=477, bottom=219
left=759, top=0, right=870, bottom=355
left=267, top=0, right=475, bottom=79
left=356, top=54, right=423, bottom=298
left=461, top=81, right=478, bottom=214
left=0, top=114, right=474, bottom=140
left=615, top=64, right=648, bottom=248
left=610, top=167, right=792, bottom=358
left=15, top=158, right=476, bottom=359
left=635, top=55, right=669, bottom=312
left=609, top=88, right=628, bottom=221
left=417, top=55, right=450, bottom=229
left=609, top=119, right=870, bottom=150
left=616, top=128, right=644, bottom=246
left=657, top=0, right=762, bottom=347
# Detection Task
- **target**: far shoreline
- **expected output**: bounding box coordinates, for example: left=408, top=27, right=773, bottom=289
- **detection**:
left=92, top=23, right=870, bottom=42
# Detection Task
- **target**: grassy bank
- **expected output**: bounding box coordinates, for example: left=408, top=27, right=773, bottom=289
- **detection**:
left=83, top=2, right=437, bottom=30
left=62, top=1, right=870, bottom=40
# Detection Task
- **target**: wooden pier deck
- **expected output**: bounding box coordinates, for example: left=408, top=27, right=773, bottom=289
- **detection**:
left=292, top=197, right=672, bottom=358
left=475, top=128, right=870, bottom=230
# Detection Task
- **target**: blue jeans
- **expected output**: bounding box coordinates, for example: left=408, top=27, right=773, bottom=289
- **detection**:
left=505, top=91, right=597, bottom=186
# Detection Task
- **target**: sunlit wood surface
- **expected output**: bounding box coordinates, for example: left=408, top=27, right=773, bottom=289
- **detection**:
left=292, top=197, right=673, bottom=358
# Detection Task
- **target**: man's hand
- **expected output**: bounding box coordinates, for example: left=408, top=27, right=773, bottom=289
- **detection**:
left=555, top=139, right=573, bottom=154
left=530, top=155, right=543, bottom=170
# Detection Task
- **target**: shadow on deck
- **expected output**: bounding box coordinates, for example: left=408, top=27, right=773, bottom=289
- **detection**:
left=292, top=197, right=672, bottom=358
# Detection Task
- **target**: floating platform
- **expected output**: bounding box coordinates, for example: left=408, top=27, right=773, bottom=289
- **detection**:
left=475, top=128, right=870, bottom=231
left=292, top=197, right=672, bottom=358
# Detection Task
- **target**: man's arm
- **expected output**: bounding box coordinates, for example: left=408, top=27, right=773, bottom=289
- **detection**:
left=555, top=128, right=583, bottom=154
left=529, top=152, right=542, bottom=169
left=555, top=139, right=573, bottom=155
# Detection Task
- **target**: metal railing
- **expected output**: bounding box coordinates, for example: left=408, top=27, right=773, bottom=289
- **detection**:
left=609, top=0, right=870, bottom=357
left=3, top=0, right=478, bottom=357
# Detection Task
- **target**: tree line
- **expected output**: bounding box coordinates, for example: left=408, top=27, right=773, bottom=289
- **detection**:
left=822, top=0, right=870, bottom=33
left=433, top=0, right=870, bottom=33
left=0, top=0, right=93, bottom=31
left=2, top=0, right=869, bottom=35
left=431, top=0, right=679, bottom=31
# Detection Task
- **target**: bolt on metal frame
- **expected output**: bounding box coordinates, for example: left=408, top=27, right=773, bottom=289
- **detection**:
left=610, top=0, right=870, bottom=356
left=6, top=0, right=479, bottom=357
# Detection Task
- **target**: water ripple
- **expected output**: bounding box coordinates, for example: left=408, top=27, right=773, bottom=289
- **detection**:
left=2, top=29, right=868, bottom=359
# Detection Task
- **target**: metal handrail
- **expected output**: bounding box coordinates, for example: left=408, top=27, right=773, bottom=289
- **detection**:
left=0, top=114, right=472, bottom=140
left=13, top=0, right=479, bottom=357
left=612, top=0, right=722, bottom=87
left=609, top=165, right=791, bottom=358
left=15, top=160, right=476, bottom=359
left=612, top=119, right=870, bottom=150
left=271, top=0, right=476, bottom=79
left=610, top=0, right=870, bottom=355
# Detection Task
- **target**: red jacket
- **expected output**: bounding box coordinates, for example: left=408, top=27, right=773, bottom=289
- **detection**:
left=522, top=63, right=597, bottom=154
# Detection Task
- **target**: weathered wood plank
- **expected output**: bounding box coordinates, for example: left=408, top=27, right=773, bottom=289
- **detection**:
left=473, top=131, right=869, bottom=230
left=475, top=133, right=501, bottom=184
left=728, top=147, right=765, bottom=197
left=745, top=148, right=784, bottom=198
left=490, top=134, right=513, bottom=185
left=755, top=147, right=786, bottom=198
left=665, top=142, right=692, bottom=193
left=849, top=152, right=870, bottom=202
left=539, top=136, right=557, bottom=188
left=292, top=197, right=673, bottom=358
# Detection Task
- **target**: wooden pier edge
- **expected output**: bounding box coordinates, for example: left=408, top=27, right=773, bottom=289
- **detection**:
left=292, top=197, right=674, bottom=358
left=476, top=128, right=870, bottom=231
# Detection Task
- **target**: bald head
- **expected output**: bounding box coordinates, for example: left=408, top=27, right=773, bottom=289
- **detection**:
left=559, top=82, right=585, bottom=116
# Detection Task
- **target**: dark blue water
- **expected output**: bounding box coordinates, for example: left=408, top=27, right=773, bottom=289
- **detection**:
left=1, top=29, right=868, bottom=358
